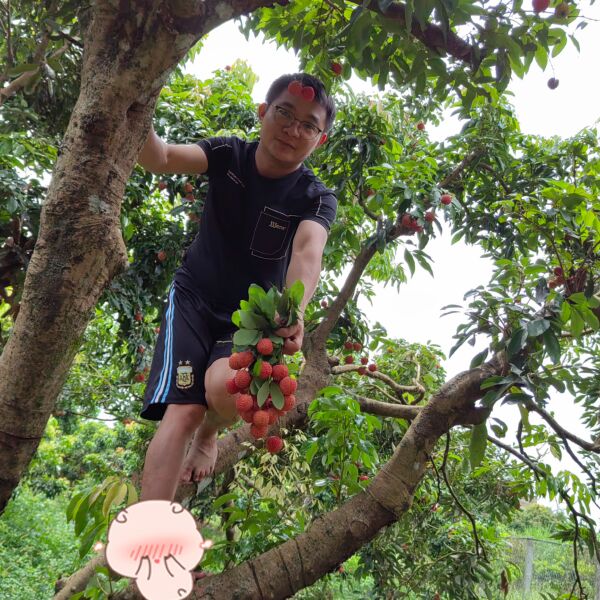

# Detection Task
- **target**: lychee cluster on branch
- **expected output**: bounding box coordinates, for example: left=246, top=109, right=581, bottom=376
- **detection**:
left=224, top=281, right=304, bottom=453
left=342, top=338, right=377, bottom=375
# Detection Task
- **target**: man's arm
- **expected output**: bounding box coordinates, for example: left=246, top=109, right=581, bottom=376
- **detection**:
left=286, top=220, right=328, bottom=314
left=276, top=220, right=328, bottom=354
left=138, top=126, right=208, bottom=175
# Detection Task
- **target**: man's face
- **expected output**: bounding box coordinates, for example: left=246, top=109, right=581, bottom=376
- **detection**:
left=258, top=89, right=328, bottom=167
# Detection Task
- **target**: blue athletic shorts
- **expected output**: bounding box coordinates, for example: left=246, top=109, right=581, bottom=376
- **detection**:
left=141, top=282, right=236, bottom=421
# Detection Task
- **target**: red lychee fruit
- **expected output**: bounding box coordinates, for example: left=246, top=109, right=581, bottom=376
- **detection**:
left=301, top=86, right=315, bottom=101
left=225, top=378, right=239, bottom=395
left=250, top=424, right=269, bottom=439
left=253, top=410, right=270, bottom=427
left=533, top=0, right=550, bottom=12
left=134, top=372, right=145, bottom=383
left=360, top=356, right=368, bottom=365
left=416, top=121, right=425, bottom=131
left=358, top=366, right=367, bottom=375
left=134, top=311, right=143, bottom=322
left=228, top=353, right=242, bottom=370
left=266, top=436, right=284, bottom=453
left=344, top=340, right=354, bottom=350
left=240, top=411, right=254, bottom=423
left=287, top=80, right=303, bottom=95
left=257, top=338, right=274, bottom=356
left=401, top=213, right=413, bottom=228
left=279, top=376, right=297, bottom=396
left=137, top=345, right=145, bottom=354
left=225, top=65, right=231, bottom=71
left=321, top=299, right=328, bottom=309
left=234, top=370, right=252, bottom=390
left=157, top=181, right=167, bottom=191
left=425, top=211, right=435, bottom=223
left=258, top=361, right=273, bottom=379
left=359, top=475, right=369, bottom=481
left=236, top=394, right=254, bottom=413
left=271, top=364, right=289, bottom=382
left=440, top=194, right=452, bottom=205
left=283, top=394, right=296, bottom=412
left=267, top=408, right=279, bottom=425
left=353, top=342, right=362, bottom=351
left=553, top=266, right=564, bottom=277
left=237, top=351, right=254, bottom=369
left=331, top=62, right=343, bottom=75
left=185, top=193, right=195, bottom=202
left=183, top=182, right=194, bottom=194
left=157, top=250, right=167, bottom=262
left=368, top=363, right=377, bottom=372
left=344, top=355, right=354, bottom=364
left=547, top=77, right=559, bottom=90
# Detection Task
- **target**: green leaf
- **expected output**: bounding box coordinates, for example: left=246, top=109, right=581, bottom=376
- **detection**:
left=126, top=483, right=138, bottom=506
left=570, top=307, right=585, bottom=337
left=66, top=491, right=86, bottom=523
left=270, top=381, right=284, bottom=409
left=404, top=249, right=415, bottom=276
left=233, top=329, right=260, bottom=346
left=289, top=280, right=305, bottom=306
left=507, top=328, right=527, bottom=356
left=305, top=441, right=319, bottom=463
left=239, top=310, right=265, bottom=329
left=213, top=492, right=238, bottom=509
left=470, top=348, right=489, bottom=369
left=542, top=329, right=561, bottom=364
left=102, top=482, right=127, bottom=518
left=527, top=319, right=550, bottom=338
left=79, top=521, right=106, bottom=559
left=469, top=422, right=488, bottom=470
left=257, top=380, right=270, bottom=407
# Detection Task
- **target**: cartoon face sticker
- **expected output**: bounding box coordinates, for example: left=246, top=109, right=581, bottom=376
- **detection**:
left=105, top=500, right=212, bottom=600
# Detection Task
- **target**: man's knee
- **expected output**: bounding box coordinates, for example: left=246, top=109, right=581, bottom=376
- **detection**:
left=162, top=403, right=206, bottom=435
left=205, top=358, right=238, bottom=420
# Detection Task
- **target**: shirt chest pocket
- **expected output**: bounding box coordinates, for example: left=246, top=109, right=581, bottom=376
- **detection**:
left=250, top=207, right=295, bottom=260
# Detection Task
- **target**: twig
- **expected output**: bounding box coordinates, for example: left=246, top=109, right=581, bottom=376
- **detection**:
left=439, top=432, right=487, bottom=560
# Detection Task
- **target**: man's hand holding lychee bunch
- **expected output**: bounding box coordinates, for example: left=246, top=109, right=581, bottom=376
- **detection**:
left=224, top=281, right=305, bottom=453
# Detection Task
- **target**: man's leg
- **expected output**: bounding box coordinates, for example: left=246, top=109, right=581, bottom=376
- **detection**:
left=180, top=357, right=239, bottom=482
left=141, top=403, right=206, bottom=501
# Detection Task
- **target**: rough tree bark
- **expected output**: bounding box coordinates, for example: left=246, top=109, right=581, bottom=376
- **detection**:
left=0, top=0, right=285, bottom=514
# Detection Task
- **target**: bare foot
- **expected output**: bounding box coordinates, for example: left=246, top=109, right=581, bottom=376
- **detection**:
left=180, top=432, right=218, bottom=482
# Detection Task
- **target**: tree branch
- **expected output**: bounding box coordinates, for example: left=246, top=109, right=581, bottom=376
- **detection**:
left=524, top=399, right=600, bottom=453
left=360, top=1, right=482, bottom=68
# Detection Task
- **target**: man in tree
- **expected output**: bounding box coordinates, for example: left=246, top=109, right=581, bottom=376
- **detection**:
left=137, top=73, right=337, bottom=501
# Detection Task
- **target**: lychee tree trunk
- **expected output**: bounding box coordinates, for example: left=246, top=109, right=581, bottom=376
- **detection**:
left=0, top=0, right=284, bottom=514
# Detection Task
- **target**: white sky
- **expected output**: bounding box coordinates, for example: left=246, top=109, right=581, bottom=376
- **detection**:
left=186, top=4, right=600, bottom=515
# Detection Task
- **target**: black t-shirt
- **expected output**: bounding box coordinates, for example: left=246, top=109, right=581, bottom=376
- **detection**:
left=174, top=136, right=337, bottom=311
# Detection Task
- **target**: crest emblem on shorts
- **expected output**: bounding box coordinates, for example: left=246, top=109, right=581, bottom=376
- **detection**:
left=176, top=361, right=194, bottom=389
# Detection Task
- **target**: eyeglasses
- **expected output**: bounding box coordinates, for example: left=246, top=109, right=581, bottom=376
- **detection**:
left=272, top=105, right=323, bottom=140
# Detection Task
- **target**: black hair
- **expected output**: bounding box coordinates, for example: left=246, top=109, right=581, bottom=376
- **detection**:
left=265, top=73, right=336, bottom=132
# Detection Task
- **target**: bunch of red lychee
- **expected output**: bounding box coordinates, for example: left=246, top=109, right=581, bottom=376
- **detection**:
left=342, top=339, right=377, bottom=375
left=225, top=339, right=298, bottom=454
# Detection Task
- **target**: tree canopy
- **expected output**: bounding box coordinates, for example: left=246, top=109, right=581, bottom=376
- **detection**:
left=1, top=1, right=599, bottom=599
